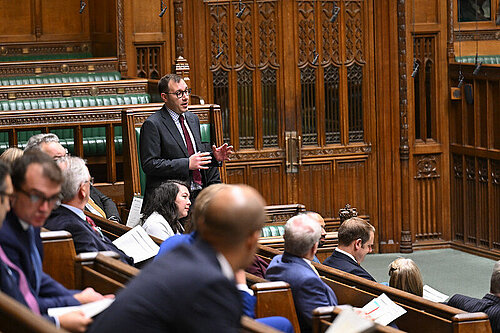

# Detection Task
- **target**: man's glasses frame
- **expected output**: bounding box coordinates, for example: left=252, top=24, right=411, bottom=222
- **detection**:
left=164, top=88, right=192, bottom=99
left=16, top=188, right=62, bottom=208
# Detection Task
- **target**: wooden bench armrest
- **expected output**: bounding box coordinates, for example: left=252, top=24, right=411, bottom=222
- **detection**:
left=452, top=312, right=490, bottom=322
left=246, top=272, right=267, bottom=285
left=251, top=281, right=291, bottom=292
left=75, top=251, right=120, bottom=262
left=94, top=253, right=139, bottom=276
left=40, top=230, right=72, bottom=240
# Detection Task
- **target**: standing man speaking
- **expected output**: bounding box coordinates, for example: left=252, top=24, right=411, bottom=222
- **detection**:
left=140, top=74, right=233, bottom=206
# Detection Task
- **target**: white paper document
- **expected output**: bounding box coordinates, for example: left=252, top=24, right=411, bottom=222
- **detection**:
left=361, top=293, right=406, bottom=326
left=112, top=225, right=159, bottom=263
left=48, top=298, right=114, bottom=318
left=326, top=307, right=375, bottom=333
left=126, top=196, right=143, bottom=228
left=423, top=284, right=449, bottom=303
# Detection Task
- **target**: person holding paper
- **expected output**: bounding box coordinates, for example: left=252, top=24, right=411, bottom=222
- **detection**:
left=45, top=156, right=133, bottom=265
left=447, top=260, right=500, bottom=333
left=266, top=214, right=338, bottom=333
left=0, top=151, right=110, bottom=331
left=323, top=217, right=376, bottom=281
left=139, top=74, right=233, bottom=208
left=388, top=258, right=424, bottom=297
left=140, top=180, right=190, bottom=240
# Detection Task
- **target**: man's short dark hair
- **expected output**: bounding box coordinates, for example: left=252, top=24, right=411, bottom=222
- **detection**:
left=158, top=74, right=183, bottom=95
left=11, top=150, right=62, bottom=190
left=0, top=160, right=11, bottom=193
left=338, top=217, right=375, bottom=247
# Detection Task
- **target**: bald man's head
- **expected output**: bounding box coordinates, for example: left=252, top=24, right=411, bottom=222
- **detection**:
left=200, top=184, right=266, bottom=250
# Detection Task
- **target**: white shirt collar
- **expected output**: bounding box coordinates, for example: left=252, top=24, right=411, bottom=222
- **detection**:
left=302, top=257, right=312, bottom=265
left=61, top=204, right=86, bottom=221
left=19, top=219, right=30, bottom=231
left=215, top=252, right=235, bottom=281
left=335, top=247, right=359, bottom=264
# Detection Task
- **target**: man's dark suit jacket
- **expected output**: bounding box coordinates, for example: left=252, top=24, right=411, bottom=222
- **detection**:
left=323, top=250, right=376, bottom=282
left=88, top=239, right=242, bottom=333
left=140, top=105, right=221, bottom=205
left=265, top=252, right=338, bottom=333
left=448, top=293, right=500, bottom=333
left=45, top=206, right=133, bottom=265
left=0, top=211, right=80, bottom=314
left=88, top=185, right=121, bottom=222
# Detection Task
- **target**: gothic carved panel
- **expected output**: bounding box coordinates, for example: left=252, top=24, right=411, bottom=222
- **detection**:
left=298, top=1, right=317, bottom=66
left=258, top=1, right=278, bottom=67
left=235, top=2, right=254, bottom=68
left=415, top=155, right=440, bottom=179
left=321, top=1, right=340, bottom=65
left=210, top=4, right=230, bottom=69
left=345, top=0, right=364, bottom=63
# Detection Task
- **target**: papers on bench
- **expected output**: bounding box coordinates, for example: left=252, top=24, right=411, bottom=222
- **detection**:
left=126, top=196, right=143, bottom=228
left=48, top=298, right=114, bottom=318
left=361, top=293, right=406, bottom=326
left=423, top=284, right=449, bottom=303
left=326, top=306, right=375, bottom=333
left=112, top=226, right=159, bottom=263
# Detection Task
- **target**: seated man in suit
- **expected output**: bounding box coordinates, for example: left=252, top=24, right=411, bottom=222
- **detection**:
left=45, top=156, right=133, bottom=265
left=0, top=151, right=111, bottom=327
left=305, top=211, right=326, bottom=263
left=25, top=133, right=122, bottom=223
left=265, top=214, right=338, bottom=333
left=447, top=260, right=500, bottom=333
left=322, top=217, right=376, bottom=281
left=89, top=184, right=266, bottom=332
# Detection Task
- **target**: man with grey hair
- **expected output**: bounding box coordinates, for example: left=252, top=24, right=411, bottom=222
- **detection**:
left=44, top=156, right=132, bottom=265
left=447, top=260, right=500, bottom=333
left=266, top=215, right=338, bottom=333
left=25, top=133, right=122, bottom=223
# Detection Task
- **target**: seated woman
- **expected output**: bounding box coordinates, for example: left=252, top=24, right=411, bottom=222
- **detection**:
left=141, top=180, right=191, bottom=240
left=388, top=257, right=424, bottom=296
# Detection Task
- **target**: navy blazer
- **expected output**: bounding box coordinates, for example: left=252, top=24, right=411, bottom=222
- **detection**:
left=323, top=250, right=376, bottom=282
left=88, top=239, right=242, bottom=333
left=45, top=206, right=133, bottom=265
left=448, top=293, right=500, bottom=333
left=88, top=185, right=121, bottom=222
left=0, top=211, right=79, bottom=314
left=265, top=252, right=338, bottom=333
left=140, top=106, right=221, bottom=205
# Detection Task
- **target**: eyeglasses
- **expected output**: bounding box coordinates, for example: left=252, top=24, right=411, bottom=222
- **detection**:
left=17, top=188, right=62, bottom=208
left=84, top=177, right=94, bottom=186
left=0, top=191, right=14, bottom=200
left=164, top=88, right=192, bottom=99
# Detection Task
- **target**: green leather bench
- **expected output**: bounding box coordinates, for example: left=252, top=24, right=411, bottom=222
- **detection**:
left=455, top=55, right=500, bottom=65
left=260, top=225, right=285, bottom=237
left=0, top=72, right=121, bottom=86
left=0, top=52, right=93, bottom=62
left=0, top=94, right=151, bottom=111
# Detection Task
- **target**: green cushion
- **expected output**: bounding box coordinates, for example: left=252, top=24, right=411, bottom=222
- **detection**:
left=455, top=55, right=500, bottom=65
left=200, top=124, right=211, bottom=143
left=135, top=127, right=146, bottom=195
left=260, top=225, right=285, bottom=237
left=0, top=53, right=93, bottom=62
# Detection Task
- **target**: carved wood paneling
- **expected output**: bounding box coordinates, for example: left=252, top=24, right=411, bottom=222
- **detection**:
left=492, top=160, right=500, bottom=250
left=248, top=164, right=284, bottom=205
left=451, top=154, right=464, bottom=242
left=226, top=165, right=246, bottom=184
left=334, top=159, right=368, bottom=217
left=465, top=156, right=476, bottom=244
left=298, top=162, right=334, bottom=219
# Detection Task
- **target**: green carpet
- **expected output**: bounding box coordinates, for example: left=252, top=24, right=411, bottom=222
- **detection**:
left=362, top=248, right=497, bottom=299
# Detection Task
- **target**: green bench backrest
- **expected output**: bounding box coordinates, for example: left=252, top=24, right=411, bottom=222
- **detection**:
left=261, top=225, right=285, bottom=237
left=0, top=94, right=150, bottom=111
left=133, top=123, right=212, bottom=194
left=455, top=55, right=500, bottom=64
left=0, top=72, right=121, bottom=86
left=0, top=52, right=92, bottom=62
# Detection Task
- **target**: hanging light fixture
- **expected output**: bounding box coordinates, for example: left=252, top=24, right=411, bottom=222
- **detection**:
left=79, top=0, right=86, bottom=14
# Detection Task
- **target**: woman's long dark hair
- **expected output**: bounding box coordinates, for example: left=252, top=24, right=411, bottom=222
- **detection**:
left=140, top=180, right=189, bottom=234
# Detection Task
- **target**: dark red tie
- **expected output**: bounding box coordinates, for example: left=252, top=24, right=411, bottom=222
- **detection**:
left=179, top=114, right=202, bottom=185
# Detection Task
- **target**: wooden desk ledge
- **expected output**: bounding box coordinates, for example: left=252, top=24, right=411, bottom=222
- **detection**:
left=40, top=230, right=72, bottom=241
left=251, top=281, right=291, bottom=292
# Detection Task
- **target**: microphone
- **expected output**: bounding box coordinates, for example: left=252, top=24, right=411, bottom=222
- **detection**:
left=411, top=60, right=419, bottom=78
left=330, top=6, right=340, bottom=23
left=473, top=62, right=482, bottom=75
left=79, top=0, right=86, bottom=14
left=457, top=71, right=465, bottom=88
left=236, top=2, right=246, bottom=18
left=159, top=0, right=167, bottom=17
left=215, top=48, right=223, bottom=59
left=312, top=53, right=319, bottom=65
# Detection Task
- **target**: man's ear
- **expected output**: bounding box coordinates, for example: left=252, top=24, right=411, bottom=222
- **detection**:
left=246, top=230, right=260, bottom=250
left=354, top=238, right=362, bottom=251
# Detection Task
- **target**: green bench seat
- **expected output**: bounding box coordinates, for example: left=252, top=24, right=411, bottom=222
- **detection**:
left=0, top=94, right=150, bottom=111
left=0, top=72, right=121, bottom=86
left=260, top=225, right=285, bottom=237
left=0, top=52, right=93, bottom=62
left=455, top=55, right=500, bottom=65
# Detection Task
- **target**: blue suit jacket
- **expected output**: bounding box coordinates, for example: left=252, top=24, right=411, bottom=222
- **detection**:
left=88, top=239, right=242, bottom=333
left=265, top=252, right=338, bottom=333
left=0, top=211, right=80, bottom=314
left=448, top=293, right=500, bottom=333
left=140, top=106, right=221, bottom=206
left=45, top=206, right=133, bottom=265
left=323, top=250, right=376, bottom=282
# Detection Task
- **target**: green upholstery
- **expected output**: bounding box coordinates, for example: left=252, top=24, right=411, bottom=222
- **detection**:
left=0, top=53, right=93, bottom=62
left=135, top=128, right=146, bottom=195
left=200, top=124, right=210, bottom=143
left=0, top=94, right=151, bottom=111
left=260, top=225, right=285, bottom=237
left=0, top=72, right=121, bottom=86
left=455, top=55, right=500, bottom=65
